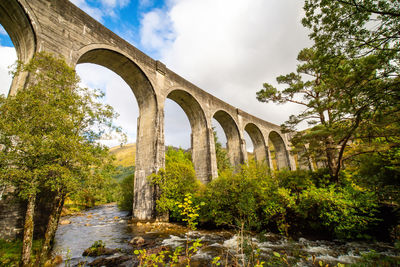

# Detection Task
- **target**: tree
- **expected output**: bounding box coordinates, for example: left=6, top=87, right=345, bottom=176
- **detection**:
left=257, top=48, right=396, bottom=182
left=213, top=128, right=231, bottom=175
left=0, top=52, right=120, bottom=266
left=303, top=0, right=400, bottom=57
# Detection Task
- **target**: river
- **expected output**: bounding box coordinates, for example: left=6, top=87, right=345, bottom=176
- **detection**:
left=52, top=204, right=399, bottom=266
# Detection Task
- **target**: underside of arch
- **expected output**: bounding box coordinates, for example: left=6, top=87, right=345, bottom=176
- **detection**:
left=0, top=0, right=36, bottom=95
left=244, top=123, right=268, bottom=163
left=77, top=49, right=156, bottom=110
left=77, top=48, right=160, bottom=220
left=167, top=90, right=211, bottom=183
left=213, top=110, right=243, bottom=166
left=269, top=131, right=290, bottom=170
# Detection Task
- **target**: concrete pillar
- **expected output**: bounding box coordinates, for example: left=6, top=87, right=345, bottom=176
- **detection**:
left=266, top=146, right=274, bottom=169
left=133, top=107, right=164, bottom=220
left=240, top=138, right=248, bottom=163
left=207, top=127, right=219, bottom=180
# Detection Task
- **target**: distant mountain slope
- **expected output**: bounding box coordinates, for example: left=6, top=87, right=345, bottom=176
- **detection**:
left=109, top=143, right=136, bottom=167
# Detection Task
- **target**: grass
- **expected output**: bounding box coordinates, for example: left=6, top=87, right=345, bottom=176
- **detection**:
left=0, top=239, right=42, bottom=266
left=109, top=143, right=136, bottom=167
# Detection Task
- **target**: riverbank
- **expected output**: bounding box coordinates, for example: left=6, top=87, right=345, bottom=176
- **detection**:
left=51, top=204, right=400, bottom=266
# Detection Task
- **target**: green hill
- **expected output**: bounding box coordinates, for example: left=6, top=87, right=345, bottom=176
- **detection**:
left=109, top=143, right=136, bottom=167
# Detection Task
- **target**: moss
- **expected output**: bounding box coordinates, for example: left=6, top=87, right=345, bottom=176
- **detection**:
left=0, top=239, right=42, bottom=266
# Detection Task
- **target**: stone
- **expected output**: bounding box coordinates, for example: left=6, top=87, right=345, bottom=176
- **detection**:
left=82, top=247, right=119, bottom=257
left=88, top=255, right=131, bottom=267
left=129, top=236, right=145, bottom=246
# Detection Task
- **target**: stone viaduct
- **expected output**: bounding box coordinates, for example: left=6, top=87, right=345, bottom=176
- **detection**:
left=0, top=0, right=299, bottom=221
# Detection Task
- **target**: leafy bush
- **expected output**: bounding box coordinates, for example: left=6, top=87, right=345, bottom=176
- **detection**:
left=295, top=184, right=380, bottom=239
left=117, top=172, right=134, bottom=213
left=201, top=160, right=273, bottom=230
left=149, top=147, right=200, bottom=220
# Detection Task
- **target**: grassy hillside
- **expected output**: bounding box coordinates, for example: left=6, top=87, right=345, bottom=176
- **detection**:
left=109, top=143, right=136, bottom=167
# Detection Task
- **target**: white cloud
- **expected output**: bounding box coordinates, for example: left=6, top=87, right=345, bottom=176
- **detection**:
left=76, top=63, right=139, bottom=147
left=0, top=25, right=7, bottom=35
left=100, top=0, right=130, bottom=8
left=0, top=46, right=17, bottom=97
left=69, top=0, right=130, bottom=22
left=140, top=0, right=311, bottom=136
left=139, top=9, right=175, bottom=58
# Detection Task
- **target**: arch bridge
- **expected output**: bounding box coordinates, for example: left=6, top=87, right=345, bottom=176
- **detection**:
left=0, top=0, right=297, bottom=220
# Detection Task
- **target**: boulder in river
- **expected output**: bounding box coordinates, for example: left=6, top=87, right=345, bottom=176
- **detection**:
left=129, top=236, right=157, bottom=249
left=88, top=255, right=132, bottom=267
left=129, top=236, right=145, bottom=246
left=82, top=246, right=120, bottom=257
left=59, top=220, right=71, bottom=225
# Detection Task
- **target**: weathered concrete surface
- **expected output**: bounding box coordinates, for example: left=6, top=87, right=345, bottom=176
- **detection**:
left=0, top=186, right=24, bottom=240
left=0, top=0, right=300, bottom=221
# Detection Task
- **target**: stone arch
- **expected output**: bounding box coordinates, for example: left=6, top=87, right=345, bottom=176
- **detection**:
left=213, top=110, right=243, bottom=167
left=76, top=47, right=160, bottom=220
left=0, top=0, right=38, bottom=95
left=268, top=131, right=290, bottom=170
left=244, top=123, right=268, bottom=163
left=76, top=47, right=157, bottom=110
left=166, top=89, right=212, bottom=184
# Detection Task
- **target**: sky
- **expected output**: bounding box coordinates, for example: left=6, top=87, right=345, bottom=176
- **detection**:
left=0, top=0, right=311, bottom=149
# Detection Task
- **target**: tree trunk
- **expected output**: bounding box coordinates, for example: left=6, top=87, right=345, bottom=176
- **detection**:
left=36, top=192, right=65, bottom=266
left=324, top=137, right=339, bottom=183
left=21, top=193, right=36, bottom=267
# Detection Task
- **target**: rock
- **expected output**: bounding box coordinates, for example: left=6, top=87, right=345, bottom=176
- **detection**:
left=85, top=223, right=91, bottom=226
left=44, top=255, right=63, bottom=267
left=82, top=247, right=119, bottom=257
left=88, top=255, right=131, bottom=266
left=129, top=236, right=145, bottom=246
left=129, top=236, right=156, bottom=249
left=60, top=220, right=71, bottom=225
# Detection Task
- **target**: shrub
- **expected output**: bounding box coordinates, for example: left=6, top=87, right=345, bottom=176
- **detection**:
left=201, top=160, right=273, bottom=230
left=117, top=172, right=134, bottom=213
left=295, top=184, right=380, bottom=239
left=149, top=147, right=200, bottom=220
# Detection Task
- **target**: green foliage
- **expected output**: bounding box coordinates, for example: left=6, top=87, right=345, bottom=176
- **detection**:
left=0, top=52, right=121, bottom=265
left=134, top=248, right=168, bottom=267
left=176, top=193, right=203, bottom=230
left=0, top=52, right=120, bottom=200
left=70, top=163, right=119, bottom=208
left=117, top=172, right=135, bottom=213
left=302, top=0, right=400, bottom=58
left=213, top=128, right=231, bottom=174
left=257, top=47, right=397, bottom=183
left=295, top=184, right=380, bottom=239
left=114, top=166, right=135, bottom=182
left=349, top=142, right=400, bottom=204
left=349, top=249, right=400, bottom=267
left=90, top=240, right=105, bottom=250
left=201, top=160, right=273, bottom=230
left=149, top=147, right=200, bottom=219
left=200, top=160, right=380, bottom=239
left=0, top=239, right=42, bottom=266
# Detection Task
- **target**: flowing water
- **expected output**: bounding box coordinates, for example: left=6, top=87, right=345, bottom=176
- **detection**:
left=52, top=204, right=399, bottom=266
